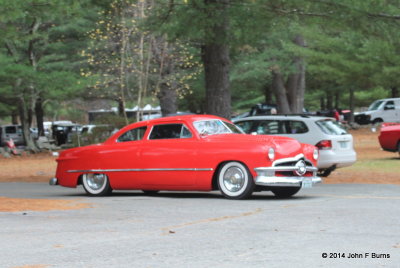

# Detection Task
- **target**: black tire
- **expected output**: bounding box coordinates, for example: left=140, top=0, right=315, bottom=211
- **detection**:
left=317, top=169, right=332, bottom=177
left=271, top=187, right=301, bottom=198
left=217, top=161, right=255, bottom=200
left=372, top=118, right=383, bottom=125
left=397, top=141, right=400, bottom=156
left=82, top=173, right=112, bottom=196
left=142, top=190, right=159, bottom=195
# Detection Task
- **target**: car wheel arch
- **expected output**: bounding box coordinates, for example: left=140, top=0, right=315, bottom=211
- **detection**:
left=211, top=160, right=250, bottom=190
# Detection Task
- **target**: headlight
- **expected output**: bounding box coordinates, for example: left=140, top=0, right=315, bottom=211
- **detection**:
left=313, top=148, right=319, bottom=160
left=268, top=147, right=275, bottom=161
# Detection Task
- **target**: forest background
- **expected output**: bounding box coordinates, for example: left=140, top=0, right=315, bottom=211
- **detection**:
left=0, top=0, right=399, bottom=151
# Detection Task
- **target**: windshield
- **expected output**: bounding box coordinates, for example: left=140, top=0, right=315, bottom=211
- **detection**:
left=368, top=100, right=383, bottom=111
left=315, top=119, right=348, bottom=135
left=193, top=119, right=243, bottom=135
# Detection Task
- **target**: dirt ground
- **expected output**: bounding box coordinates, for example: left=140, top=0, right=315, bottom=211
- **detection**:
left=0, top=127, right=398, bottom=212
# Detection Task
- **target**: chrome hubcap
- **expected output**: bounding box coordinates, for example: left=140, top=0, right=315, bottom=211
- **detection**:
left=86, top=174, right=106, bottom=190
left=223, top=167, right=245, bottom=192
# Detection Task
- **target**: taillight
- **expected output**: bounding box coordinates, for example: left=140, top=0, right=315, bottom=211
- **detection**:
left=315, top=140, right=332, bottom=150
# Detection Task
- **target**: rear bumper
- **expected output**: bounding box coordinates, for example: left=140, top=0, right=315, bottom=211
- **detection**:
left=318, top=150, right=357, bottom=169
left=254, top=166, right=322, bottom=187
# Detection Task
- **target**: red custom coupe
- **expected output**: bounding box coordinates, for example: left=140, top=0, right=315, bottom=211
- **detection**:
left=378, top=123, right=400, bottom=156
left=50, top=115, right=321, bottom=199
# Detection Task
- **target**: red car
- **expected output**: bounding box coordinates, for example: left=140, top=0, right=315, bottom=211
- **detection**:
left=378, top=123, right=400, bottom=155
left=50, top=115, right=321, bottom=199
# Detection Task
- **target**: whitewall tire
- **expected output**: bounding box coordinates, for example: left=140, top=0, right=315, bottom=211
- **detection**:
left=82, top=173, right=112, bottom=196
left=217, top=162, right=255, bottom=200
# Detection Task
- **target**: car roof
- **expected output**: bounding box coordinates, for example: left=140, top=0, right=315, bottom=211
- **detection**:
left=140, top=114, right=226, bottom=125
left=234, top=115, right=333, bottom=122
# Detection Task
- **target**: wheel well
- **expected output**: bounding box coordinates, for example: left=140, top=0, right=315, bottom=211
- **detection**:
left=211, top=160, right=250, bottom=190
left=77, top=174, right=83, bottom=185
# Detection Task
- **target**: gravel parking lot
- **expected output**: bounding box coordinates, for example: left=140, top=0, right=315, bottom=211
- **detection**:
left=1, top=182, right=399, bottom=268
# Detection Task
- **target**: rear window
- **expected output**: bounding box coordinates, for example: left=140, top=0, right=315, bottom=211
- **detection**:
left=315, top=120, right=348, bottom=135
left=118, top=126, right=147, bottom=142
left=5, top=126, right=22, bottom=134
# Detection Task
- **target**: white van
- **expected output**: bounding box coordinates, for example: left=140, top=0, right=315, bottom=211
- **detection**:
left=357, top=98, right=400, bottom=124
left=0, top=125, right=24, bottom=146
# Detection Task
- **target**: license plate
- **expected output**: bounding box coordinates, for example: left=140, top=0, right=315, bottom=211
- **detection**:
left=302, top=178, right=313, bottom=188
left=339, top=141, right=348, bottom=148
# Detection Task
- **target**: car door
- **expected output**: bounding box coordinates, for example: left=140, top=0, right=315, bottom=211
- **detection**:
left=382, top=100, right=397, bottom=122
left=99, top=126, right=147, bottom=189
left=139, top=123, right=198, bottom=188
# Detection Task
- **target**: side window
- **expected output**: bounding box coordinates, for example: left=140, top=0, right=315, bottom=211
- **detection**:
left=149, top=124, right=192, bottom=140
left=117, top=126, right=147, bottom=142
left=286, top=121, right=309, bottom=134
left=384, top=101, right=395, bottom=110
left=235, top=121, right=253, bottom=133
left=257, top=121, right=282, bottom=134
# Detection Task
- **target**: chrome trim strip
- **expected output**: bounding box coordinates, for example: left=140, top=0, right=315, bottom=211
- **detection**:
left=67, top=168, right=213, bottom=173
left=255, top=166, right=318, bottom=172
left=272, top=154, right=306, bottom=166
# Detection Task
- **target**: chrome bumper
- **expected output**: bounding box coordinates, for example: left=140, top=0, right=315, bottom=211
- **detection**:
left=49, top=177, right=58, bottom=186
left=254, top=166, right=322, bottom=187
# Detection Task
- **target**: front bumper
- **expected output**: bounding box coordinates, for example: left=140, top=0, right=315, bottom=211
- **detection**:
left=49, top=177, right=58, bottom=186
left=254, top=166, right=322, bottom=187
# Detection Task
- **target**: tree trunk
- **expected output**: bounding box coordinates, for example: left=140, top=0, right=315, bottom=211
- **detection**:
left=158, top=82, right=178, bottom=116
left=35, top=97, right=45, bottom=136
left=334, top=91, right=340, bottom=109
left=19, top=96, right=39, bottom=153
left=271, top=68, right=291, bottom=114
left=11, top=110, right=19, bottom=125
left=391, top=87, right=398, bottom=98
left=264, top=85, right=274, bottom=105
left=286, top=35, right=306, bottom=114
left=320, top=97, right=326, bottom=111
left=202, top=43, right=231, bottom=119
left=349, top=88, right=355, bottom=123
left=326, top=91, right=333, bottom=110
left=202, top=0, right=231, bottom=119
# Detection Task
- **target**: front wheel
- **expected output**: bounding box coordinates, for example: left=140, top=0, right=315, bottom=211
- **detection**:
left=82, top=173, right=112, bottom=196
left=271, top=187, right=301, bottom=198
left=217, top=161, right=255, bottom=200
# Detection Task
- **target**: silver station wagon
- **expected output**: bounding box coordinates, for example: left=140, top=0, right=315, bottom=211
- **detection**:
left=234, top=115, right=357, bottom=177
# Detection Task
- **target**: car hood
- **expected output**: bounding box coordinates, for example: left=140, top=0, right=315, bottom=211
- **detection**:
left=202, top=133, right=306, bottom=159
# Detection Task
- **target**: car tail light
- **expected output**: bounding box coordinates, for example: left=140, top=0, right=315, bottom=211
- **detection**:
left=315, top=140, right=332, bottom=150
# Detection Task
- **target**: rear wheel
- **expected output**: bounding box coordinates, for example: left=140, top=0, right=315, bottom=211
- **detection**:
left=397, top=141, right=400, bottom=156
left=271, top=187, right=301, bottom=198
left=217, top=161, right=255, bottom=200
left=82, top=173, right=112, bottom=196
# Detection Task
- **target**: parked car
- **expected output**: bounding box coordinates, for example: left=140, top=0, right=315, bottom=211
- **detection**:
left=378, top=123, right=400, bottom=155
left=52, top=121, right=81, bottom=146
left=355, top=98, right=400, bottom=125
left=50, top=115, right=321, bottom=199
left=0, top=125, right=24, bottom=146
left=234, top=115, right=357, bottom=177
